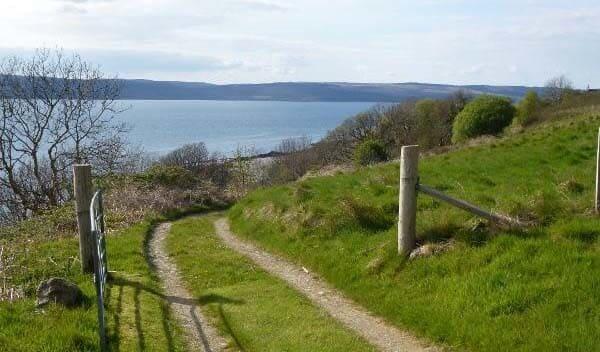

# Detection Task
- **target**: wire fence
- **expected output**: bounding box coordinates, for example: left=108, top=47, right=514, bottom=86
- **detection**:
left=90, top=190, right=108, bottom=351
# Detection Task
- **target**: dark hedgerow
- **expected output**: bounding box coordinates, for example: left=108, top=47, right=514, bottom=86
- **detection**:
left=452, top=95, right=516, bottom=143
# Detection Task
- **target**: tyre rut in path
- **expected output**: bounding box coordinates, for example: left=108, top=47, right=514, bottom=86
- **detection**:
left=214, top=218, right=441, bottom=352
left=148, top=222, right=229, bottom=352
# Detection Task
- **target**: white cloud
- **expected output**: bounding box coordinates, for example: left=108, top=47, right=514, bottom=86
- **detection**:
left=59, top=4, right=87, bottom=14
left=0, top=0, right=597, bottom=86
left=232, top=0, right=289, bottom=12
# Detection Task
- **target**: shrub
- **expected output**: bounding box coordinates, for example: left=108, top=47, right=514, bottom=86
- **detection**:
left=138, top=164, right=197, bottom=188
left=516, top=91, right=541, bottom=126
left=543, top=75, right=574, bottom=104
left=452, top=95, right=516, bottom=143
left=415, top=99, right=445, bottom=149
left=159, top=142, right=209, bottom=172
left=354, top=139, right=389, bottom=166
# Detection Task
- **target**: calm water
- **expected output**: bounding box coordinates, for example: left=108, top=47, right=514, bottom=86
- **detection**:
left=116, top=100, right=375, bottom=155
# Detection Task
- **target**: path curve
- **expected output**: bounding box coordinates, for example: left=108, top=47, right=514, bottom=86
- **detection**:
left=148, top=222, right=229, bottom=352
left=214, top=218, right=441, bottom=352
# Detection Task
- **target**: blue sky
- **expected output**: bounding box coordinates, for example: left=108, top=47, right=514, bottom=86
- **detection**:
left=0, top=0, right=598, bottom=87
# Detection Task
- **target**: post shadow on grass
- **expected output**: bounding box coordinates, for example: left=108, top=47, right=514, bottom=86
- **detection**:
left=416, top=221, right=493, bottom=248
left=182, top=293, right=244, bottom=352
left=217, top=305, right=247, bottom=352
left=133, top=285, right=146, bottom=351
left=418, top=223, right=461, bottom=244
left=197, top=293, right=244, bottom=306
left=417, top=220, right=543, bottom=250
left=110, top=275, right=245, bottom=352
left=108, top=275, right=180, bottom=351
left=104, top=283, right=123, bottom=352
left=196, top=293, right=246, bottom=351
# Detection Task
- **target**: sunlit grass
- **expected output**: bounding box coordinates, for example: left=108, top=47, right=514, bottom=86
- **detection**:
left=229, top=113, right=600, bottom=351
left=167, top=215, right=376, bottom=352
left=0, top=215, right=193, bottom=351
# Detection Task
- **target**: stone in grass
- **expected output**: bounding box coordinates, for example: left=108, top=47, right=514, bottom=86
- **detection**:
left=409, top=240, right=455, bottom=260
left=409, top=244, right=435, bottom=259
left=36, top=277, right=85, bottom=308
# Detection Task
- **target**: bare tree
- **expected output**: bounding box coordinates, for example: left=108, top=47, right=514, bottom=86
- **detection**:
left=159, top=142, right=209, bottom=172
left=319, top=106, right=383, bottom=162
left=228, top=145, right=257, bottom=197
left=340, top=108, right=381, bottom=142
left=268, top=136, right=314, bottom=182
left=0, top=48, right=127, bottom=221
left=544, top=75, right=574, bottom=104
left=375, top=101, right=418, bottom=157
left=205, top=151, right=230, bottom=188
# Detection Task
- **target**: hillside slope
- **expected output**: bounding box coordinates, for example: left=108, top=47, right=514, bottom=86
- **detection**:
left=118, top=80, right=542, bottom=101
left=229, top=114, right=600, bottom=351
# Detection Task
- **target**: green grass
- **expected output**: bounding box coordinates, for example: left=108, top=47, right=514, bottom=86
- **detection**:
left=166, top=215, right=376, bottom=352
left=0, top=210, right=203, bottom=351
left=229, top=114, right=600, bottom=352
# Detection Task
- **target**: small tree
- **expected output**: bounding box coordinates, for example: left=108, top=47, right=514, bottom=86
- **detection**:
left=0, top=48, right=127, bottom=221
left=160, top=142, right=209, bottom=172
left=415, top=99, right=453, bottom=149
left=354, top=139, right=388, bottom=166
left=516, top=91, right=541, bottom=126
left=229, top=145, right=256, bottom=197
left=272, top=136, right=313, bottom=181
left=323, top=107, right=382, bottom=162
left=452, top=95, right=515, bottom=143
left=544, top=75, right=574, bottom=104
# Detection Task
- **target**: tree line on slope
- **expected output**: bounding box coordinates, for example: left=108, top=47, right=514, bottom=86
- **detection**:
left=256, top=74, right=583, bottom=181
left=0, top=47, right=590, bottom=227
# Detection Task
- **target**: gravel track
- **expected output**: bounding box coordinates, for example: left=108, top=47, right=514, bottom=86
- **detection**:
left=148, top=222, right=229, bottom=352
left=214, top=217, right=441, bottom=352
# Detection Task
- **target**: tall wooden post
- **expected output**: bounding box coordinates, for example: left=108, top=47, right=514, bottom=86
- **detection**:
left=398, top=145, right=419, bottom=255
left=596, top=128, right=600, bottom=213
left=73, top=164, right=94, bottom=273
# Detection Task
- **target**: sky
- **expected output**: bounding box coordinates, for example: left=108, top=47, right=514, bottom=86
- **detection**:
left=0, top=0, right=598, bottom=87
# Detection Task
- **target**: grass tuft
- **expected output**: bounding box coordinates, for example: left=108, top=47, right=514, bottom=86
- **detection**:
left=340, top=196, right=395, bottom=231
left=549, top=218, right=600, bottom=244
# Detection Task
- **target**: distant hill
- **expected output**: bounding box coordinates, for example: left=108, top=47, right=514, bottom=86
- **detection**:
left=118, top=80, right=544, bottom=102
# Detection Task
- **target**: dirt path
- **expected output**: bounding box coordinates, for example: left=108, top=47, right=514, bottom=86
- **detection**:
left=214, top=218, right=441, bottom=352
left=148, top=222, right=229, bottom=352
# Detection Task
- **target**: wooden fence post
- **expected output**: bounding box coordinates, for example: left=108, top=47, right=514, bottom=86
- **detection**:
left=73, top=164, right=94, bottom=273
left=398, top=145, right=419, bottom=255
left=596, top=127, right=600, bottom=213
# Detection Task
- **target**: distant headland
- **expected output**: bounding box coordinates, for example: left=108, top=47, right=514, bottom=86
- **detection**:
left=117, top=80, right=544, bottom=102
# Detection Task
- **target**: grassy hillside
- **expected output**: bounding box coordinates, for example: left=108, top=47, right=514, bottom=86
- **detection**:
left=0, top=209, right=200, bottom=351
left=229, top=113, right=600, bottom=351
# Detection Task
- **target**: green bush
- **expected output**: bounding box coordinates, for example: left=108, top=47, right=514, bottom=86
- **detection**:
left=415, top=99, right=446, bottom=148
left=353, top=139, right=389, bottom=166
left=516, top=91, right=541, bottom=126
left=137, top=164, right=197, bottom=188
left=452, top=95, right=516, bottom=143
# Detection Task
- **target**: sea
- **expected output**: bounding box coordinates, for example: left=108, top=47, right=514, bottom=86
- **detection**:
left=115, top=100, right=376, bottom=155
